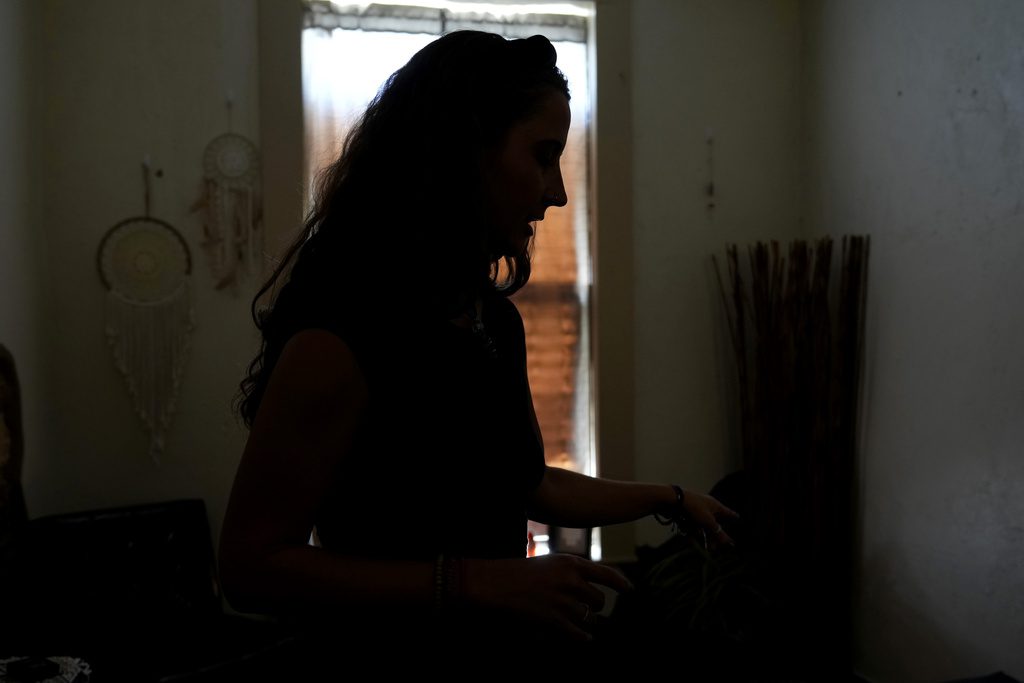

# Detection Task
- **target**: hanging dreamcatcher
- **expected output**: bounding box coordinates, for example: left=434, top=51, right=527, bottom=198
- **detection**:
left=191, top=98, right=262, bottom=292
left=97, top=161, right=194, bottom=462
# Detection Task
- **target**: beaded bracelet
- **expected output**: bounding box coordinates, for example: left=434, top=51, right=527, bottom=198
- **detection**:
left=433, top=554, right=463, bottom=615
left=433, top=554, right=446, bottom=612
left=653, top=484, right=686, bottom=526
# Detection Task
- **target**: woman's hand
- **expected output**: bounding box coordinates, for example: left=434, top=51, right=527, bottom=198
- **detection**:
left=680, top=489, right=740, bottom=547
left=462, top=554, right=632, bottom=642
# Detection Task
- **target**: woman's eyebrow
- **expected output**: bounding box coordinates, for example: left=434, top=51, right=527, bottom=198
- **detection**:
left=537, top=138, right=565, bottom=153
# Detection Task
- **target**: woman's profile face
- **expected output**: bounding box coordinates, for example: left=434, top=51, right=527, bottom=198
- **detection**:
left=483, top=90, right=571, bottom=259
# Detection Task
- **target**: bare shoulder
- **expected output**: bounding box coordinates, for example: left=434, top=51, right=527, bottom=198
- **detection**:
left=278, top=328, right=363, bottom=374
left=276, top=329, right=364, bottom=378
left=259, top=329, right=368, bottom=424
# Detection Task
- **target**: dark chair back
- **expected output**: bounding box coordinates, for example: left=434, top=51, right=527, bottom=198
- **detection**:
left=23, top=499, right=222, bottom=625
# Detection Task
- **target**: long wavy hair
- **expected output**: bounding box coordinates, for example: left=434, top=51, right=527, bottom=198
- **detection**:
left=237, top=31, right=569, bottom=427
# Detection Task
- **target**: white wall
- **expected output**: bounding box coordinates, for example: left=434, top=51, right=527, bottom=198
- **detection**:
left=0, top=1, right=50, bottom=469
left=629, top=0, right=802, bottom=547
left=20, top=0, right=262, bottom=545
left=803, top=1, right=1024, bottom=681
left=0, top=2, right=32, bottom=345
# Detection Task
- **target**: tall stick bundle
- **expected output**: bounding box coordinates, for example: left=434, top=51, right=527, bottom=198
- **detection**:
left=712, top=235, right=869, bottom=667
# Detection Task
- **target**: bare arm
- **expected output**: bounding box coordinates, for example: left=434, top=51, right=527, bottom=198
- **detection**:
left=527, top=466, right=738, bottom=545
left=526, top=466, right=675, bottom=528
left=219, top=330, right=434, bottom=615
left=521, top=358, right=737, bottom=540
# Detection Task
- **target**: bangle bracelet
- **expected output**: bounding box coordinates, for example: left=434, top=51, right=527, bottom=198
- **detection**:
left=654, top=484, right=687, bottom=527
left=671, top=484, right=685, bottom=513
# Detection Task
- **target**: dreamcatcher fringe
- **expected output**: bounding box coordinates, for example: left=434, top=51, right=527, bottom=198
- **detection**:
left=197, top=179, right=260, bottom=291
left=104, top=283, right=194, bottom=462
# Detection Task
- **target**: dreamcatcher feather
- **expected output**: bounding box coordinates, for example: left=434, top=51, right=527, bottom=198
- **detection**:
left=191, top=132, right=262, bottom=291
left=97, top=164, right=194, bottom=462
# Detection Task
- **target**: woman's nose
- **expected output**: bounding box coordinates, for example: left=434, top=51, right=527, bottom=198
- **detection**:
left=546, top=170, right=568, bottom=207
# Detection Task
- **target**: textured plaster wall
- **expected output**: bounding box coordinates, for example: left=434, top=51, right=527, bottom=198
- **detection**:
left=630, top=0, right=802, bottom=547
left=21, top=0, right=262, bottom=545
left=803, top=2, right=1024, bottom=680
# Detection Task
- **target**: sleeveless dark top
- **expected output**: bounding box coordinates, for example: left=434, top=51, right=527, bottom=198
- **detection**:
left=304, top=292, right=545, bottom=561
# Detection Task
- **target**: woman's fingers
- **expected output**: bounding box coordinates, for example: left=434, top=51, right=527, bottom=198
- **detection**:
left=683, top=491, right=740, bottom=547
left=712, top=500, right=739, bottom=545
left=576, top=557, right=633, bottom=593
left=712, top=523, right=735, bottom=547
left=475, top=555, right=631, bottom=642
left=542, top=555, right=632, bottom=639
left=555, top=613, right=594, bottom=642
left=552, top=596, right=601, bottom=641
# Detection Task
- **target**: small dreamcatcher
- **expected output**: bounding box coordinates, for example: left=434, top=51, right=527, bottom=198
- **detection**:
left=191, top=99, right=262, bottom=292
left=97, top=160, right=194, bottom=462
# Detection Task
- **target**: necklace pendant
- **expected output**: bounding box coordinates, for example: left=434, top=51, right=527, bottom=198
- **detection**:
left=470, top=318, right=499, bottom=359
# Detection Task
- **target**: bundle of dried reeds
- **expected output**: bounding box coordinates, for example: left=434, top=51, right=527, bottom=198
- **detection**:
left=713, top=235, right=869, bottom=667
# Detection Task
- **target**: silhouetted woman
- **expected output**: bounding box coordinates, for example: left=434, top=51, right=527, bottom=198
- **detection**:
left=219, top=30, right=736, bottom=661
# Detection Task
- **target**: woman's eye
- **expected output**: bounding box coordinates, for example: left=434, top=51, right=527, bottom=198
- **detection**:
left=537, top=151, right=558, bottom=167
left=535, top=143, right=561, bottom=167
